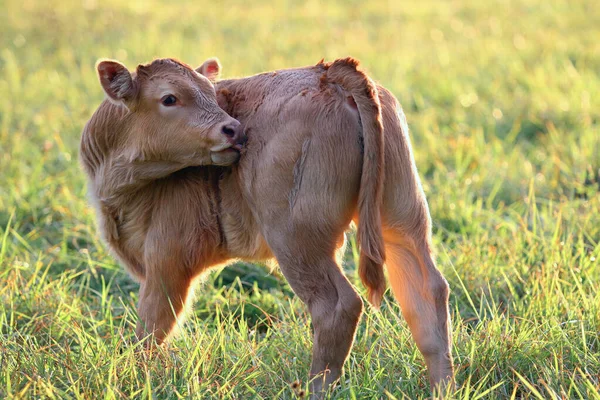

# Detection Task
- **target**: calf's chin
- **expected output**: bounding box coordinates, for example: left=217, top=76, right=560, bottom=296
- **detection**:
left=211, top=149, right=240, bottom=165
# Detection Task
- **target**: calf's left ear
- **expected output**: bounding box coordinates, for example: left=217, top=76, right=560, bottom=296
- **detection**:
left=196, top=58, right=221, bottom=82
left=96, top=59, right=135, bottom=105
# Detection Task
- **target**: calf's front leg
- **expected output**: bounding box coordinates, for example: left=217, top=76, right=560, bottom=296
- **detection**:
left=136, top=269, right=193, bottom=344
left=135, top=237, right=195, bottom=344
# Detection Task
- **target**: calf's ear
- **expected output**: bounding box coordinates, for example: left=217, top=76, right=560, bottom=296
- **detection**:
left=196, top=58, right=221, bottom=82
left=96, top=59, right=135, bottom=105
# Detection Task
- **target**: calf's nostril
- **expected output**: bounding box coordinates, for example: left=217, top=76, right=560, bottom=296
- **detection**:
left=222, top=125, right=235, bottom=137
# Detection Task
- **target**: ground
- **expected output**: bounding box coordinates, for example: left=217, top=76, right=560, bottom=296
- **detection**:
left=0, top=0, right=599, bottom=398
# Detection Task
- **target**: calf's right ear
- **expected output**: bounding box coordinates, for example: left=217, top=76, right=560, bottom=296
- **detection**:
left=196, top=58, right=221, bottom=82
left=96, top=59, right=135, bottom=105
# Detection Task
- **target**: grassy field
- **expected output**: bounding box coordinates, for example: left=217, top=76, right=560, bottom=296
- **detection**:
left=1, top=0, right=599, bottom=398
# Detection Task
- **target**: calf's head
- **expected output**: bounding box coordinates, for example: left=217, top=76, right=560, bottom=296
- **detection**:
left=96, top=58, right=245, bottom=166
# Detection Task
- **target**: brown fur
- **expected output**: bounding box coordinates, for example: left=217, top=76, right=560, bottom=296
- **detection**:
left=81, top=57, right=454, bottom=398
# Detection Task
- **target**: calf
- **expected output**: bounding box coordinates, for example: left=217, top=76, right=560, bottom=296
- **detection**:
left=81, top=57, right=454, bottom=397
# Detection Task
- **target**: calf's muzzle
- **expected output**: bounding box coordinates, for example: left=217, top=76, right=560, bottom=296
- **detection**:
left=221, top=120, right=247, bottom=150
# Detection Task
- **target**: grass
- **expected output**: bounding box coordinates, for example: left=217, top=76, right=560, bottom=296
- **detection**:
left=1, top=0, right=599, bottom=398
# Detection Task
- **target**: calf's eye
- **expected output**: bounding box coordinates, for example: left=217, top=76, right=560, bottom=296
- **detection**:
left=161, top=94, right=177, bottom=106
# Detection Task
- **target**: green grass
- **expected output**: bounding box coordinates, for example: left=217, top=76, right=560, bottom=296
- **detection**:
left=1, top=0, right=599, bottom=398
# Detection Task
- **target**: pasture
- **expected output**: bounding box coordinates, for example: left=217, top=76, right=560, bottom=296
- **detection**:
left=1, top=0, right=599, bottom=398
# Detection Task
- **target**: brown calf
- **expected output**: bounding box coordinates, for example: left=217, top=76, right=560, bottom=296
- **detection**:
left=81, top=57, right=454, bottom=397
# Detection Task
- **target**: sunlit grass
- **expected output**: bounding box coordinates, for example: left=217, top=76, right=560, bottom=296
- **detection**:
left=1, top=0, right=599, bottom=398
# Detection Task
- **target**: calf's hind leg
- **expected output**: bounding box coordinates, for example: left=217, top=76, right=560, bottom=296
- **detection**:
left=266, top=232, right=363, bottom=396
left=384, top=228, right=454, bottom=393
left=379, top=85, right=454, bottom=392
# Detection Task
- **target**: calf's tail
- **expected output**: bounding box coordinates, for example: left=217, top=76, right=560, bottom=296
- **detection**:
left=326, top=58, right=386, bottom=307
